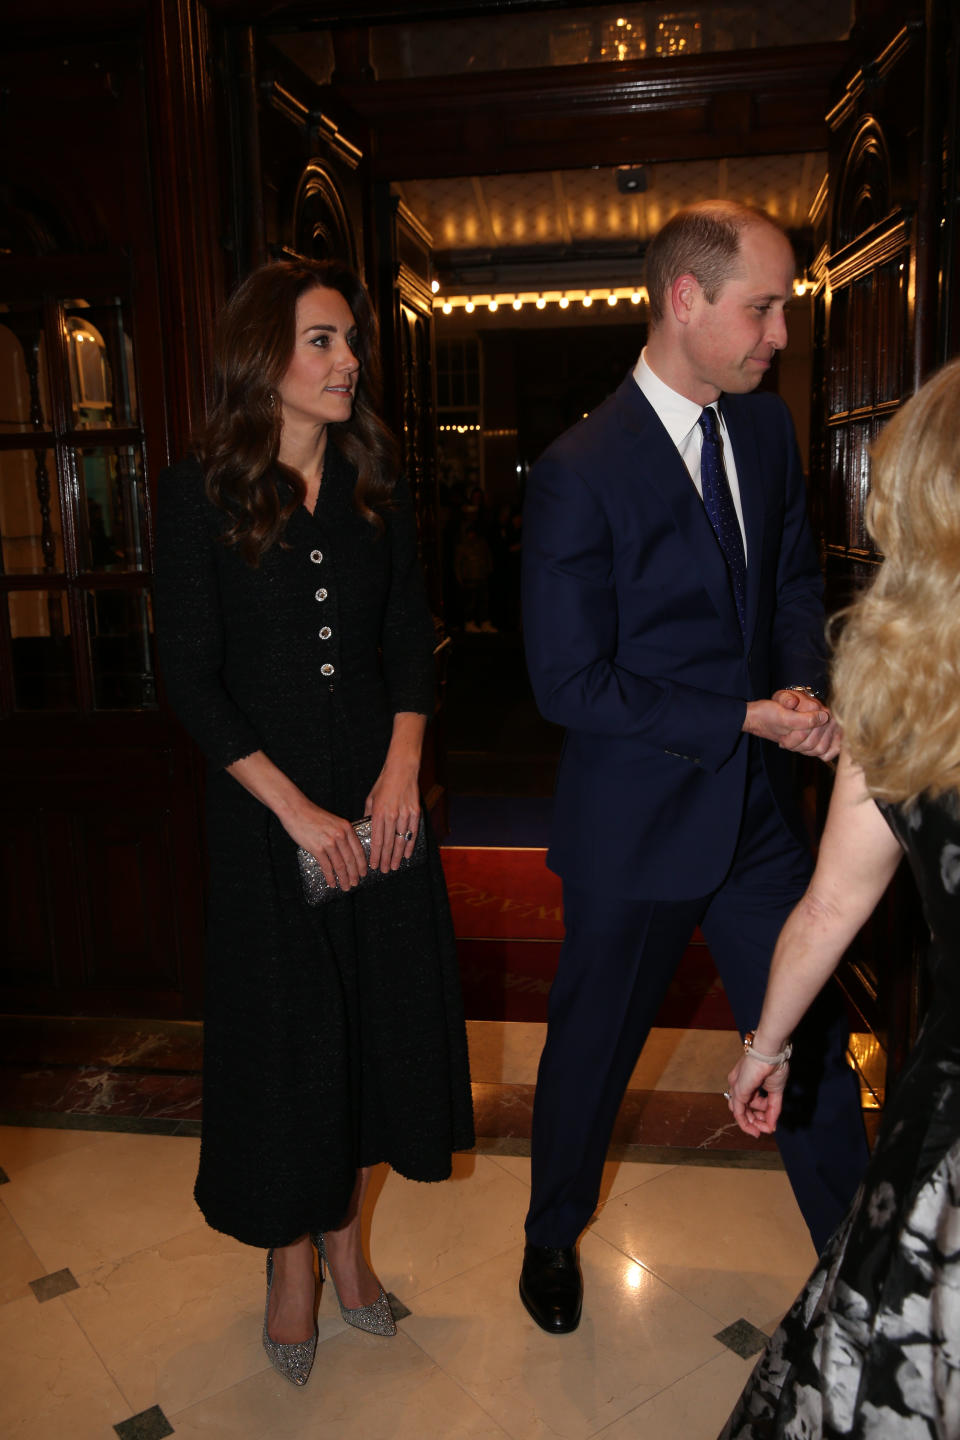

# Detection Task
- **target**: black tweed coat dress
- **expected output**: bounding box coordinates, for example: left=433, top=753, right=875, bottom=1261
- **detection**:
left=154, top=446, right=474, bottom=1248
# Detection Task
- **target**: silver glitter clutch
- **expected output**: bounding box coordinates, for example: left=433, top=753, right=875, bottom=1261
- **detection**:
left=297, top=816, right=427, bottom=906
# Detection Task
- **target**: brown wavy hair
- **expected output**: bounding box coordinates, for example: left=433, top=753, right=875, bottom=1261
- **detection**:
left=831, top=358, right=960, bottom=803
left=194, top=258, right=398, bottom=565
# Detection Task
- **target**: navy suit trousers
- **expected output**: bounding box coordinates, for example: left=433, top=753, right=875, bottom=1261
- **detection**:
left=525, top=745, right=870, bottom=1256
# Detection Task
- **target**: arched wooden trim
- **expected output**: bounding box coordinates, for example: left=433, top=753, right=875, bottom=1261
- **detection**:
left=833, top=116, right=893, bottom=252
left=292, top=161, right=357, bottom=266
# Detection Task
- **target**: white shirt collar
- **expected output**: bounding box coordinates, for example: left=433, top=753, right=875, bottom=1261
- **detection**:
left=632, top=348, right=717, bottom=448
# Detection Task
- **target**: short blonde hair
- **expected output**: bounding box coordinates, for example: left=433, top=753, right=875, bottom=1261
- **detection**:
left=831, top=358, right=960, bottom=802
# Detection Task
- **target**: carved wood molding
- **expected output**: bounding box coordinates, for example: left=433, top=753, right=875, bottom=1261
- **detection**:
left=394, top=197, right=433, bottom=251
left=258, top=39, right=366, bottom=168
left=261, top=77, right=364, bottom=168
left=332, top=42, right=849, bottom=177
left=827, top=211, right=911, bottom=289
left=826, top=22, right=922, bottom=132
left=292, top=160, right=359, bottom=264
left=396, top=261, right=434, bottom=314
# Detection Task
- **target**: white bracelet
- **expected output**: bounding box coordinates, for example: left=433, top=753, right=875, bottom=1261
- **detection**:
left=743, top=1030, right=792, bottom=1068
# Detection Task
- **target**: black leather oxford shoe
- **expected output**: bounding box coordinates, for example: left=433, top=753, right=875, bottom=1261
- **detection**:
left=519, top=1242, right=582, bottom=1333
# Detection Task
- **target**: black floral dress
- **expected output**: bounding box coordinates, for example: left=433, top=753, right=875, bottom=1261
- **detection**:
left=721, top=791, right=960, bottom=1439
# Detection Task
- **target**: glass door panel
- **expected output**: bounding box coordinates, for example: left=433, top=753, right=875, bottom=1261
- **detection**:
left=85, top=587, right=156, bottom=709
left=0, top=301, right=51, bottom=434
left=0, top=273, right=152, bottom=717
left=7, top=589, right=76, bottom=710
left=64, top=297, right=139, bottom=429
left=0, top=448, right=63, bottom=574
left=73, top=446, right=147, bottom=572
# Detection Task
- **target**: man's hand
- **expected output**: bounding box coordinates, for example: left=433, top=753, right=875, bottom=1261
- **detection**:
left=773, top=687, right=841, bottom=761
left=743, top=690, right=840, bottom=763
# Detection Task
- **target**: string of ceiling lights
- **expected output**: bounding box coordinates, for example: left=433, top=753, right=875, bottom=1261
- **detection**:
left=433, top=286, right=649, bottom=313
left=431, top=278, right=812, bottom=314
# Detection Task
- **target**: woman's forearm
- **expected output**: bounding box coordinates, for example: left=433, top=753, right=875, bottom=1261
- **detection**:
left=752, top=892, right=867, bottom=1055
left=751, top=751, right=904, bottom=1054
left=226, top=749, right=313, bottom=828
left=383, top=711, right=427, bottom=772
left=227, top=749, right=367, bottom=885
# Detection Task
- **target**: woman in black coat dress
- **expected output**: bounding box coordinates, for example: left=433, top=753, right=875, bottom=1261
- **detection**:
left=154, top=260, right=474, bottom=1387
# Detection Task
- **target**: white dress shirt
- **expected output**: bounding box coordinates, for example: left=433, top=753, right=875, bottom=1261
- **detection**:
left=632, top=349, right=748, bottom=560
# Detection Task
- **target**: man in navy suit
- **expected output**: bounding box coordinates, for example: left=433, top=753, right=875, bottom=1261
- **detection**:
left=519, top=201, right=869, bottom=1334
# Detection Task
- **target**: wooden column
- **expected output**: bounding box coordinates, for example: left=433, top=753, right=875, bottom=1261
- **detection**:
left=146, top=0, right=226, bottom=462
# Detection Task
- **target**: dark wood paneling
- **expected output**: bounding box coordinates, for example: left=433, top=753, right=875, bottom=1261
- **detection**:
left=333, top=43, right=849, bottom=179
left=0, top=813, right=57, bottom=987
left=0, top=730, right=205, bottom=1016
left=0, top=13, right=218, bottom=1020
left=808, top=10, right=951, bottom=1099
left=145, top=0, right=228, bottom=461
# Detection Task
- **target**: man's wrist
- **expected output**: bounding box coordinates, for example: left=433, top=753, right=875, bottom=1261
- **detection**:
left=783, top=683, right=826, bottom=703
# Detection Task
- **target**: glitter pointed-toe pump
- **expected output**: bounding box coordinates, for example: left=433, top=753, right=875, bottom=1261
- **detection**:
left=311, top=1232, right=397, bottom=1337
left=262, top=1248, right=318, bottom=1385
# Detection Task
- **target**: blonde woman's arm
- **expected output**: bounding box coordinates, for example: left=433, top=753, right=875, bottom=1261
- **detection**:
left=727, top=749, right=904, bottom=1137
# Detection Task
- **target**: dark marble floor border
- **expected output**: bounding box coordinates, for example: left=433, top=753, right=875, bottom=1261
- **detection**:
left=0, top=1017, right=879, bottom=1159
left=0, top=1108, right=202, bottom=1137
left=0, top=1108, right=786, bottom=1170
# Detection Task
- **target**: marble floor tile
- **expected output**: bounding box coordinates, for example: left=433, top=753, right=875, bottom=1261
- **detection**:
left=599, top=1348, right=757, bottom=1439
left=486, top=1153, right=677, bottom=1212
left=465, top=1022, right=743, bottom=1097
left=170, top=1327, right=512, bottom=1439
left=590, top=1164, right=816, bottom=1330
left=0, top=1290, right=132, bottom=1440
left=1, top=1129, right=202, bottom=1274
left=0, top=1199, right=45, bottom=1306
left=401, top=1233, right=726, bottom=1440
left=627, top=1028, right=743, bottom=1094
left=471, top=1080, right=536, bottom=1141
left=63, top=1224, right=324, bottom=1417
left=467, top=1019, right=547, bottom=1086
left=0, top=1123, right=102, bottom=1176
left=363, top=1153, right=529, bottom=1299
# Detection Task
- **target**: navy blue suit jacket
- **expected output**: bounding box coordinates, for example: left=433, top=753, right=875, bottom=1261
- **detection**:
left=522, top=371, right=827, bottom=901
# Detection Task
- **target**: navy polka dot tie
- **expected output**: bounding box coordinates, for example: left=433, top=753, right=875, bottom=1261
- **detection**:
left=698, top=405, right=746, bottom=631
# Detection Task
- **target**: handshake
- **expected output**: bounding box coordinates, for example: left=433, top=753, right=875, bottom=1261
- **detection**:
left=742, top=686, right=840, bottom=762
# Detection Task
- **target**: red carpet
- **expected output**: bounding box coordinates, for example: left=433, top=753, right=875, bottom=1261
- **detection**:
left=441, top=846, right=736, bottom=1028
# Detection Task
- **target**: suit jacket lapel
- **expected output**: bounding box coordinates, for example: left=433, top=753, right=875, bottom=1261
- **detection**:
left=615, top=376, right=744, bottom=646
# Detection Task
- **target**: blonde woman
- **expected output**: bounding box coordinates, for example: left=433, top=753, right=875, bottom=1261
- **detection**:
left=721, top=358, right=960, bottom=1438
